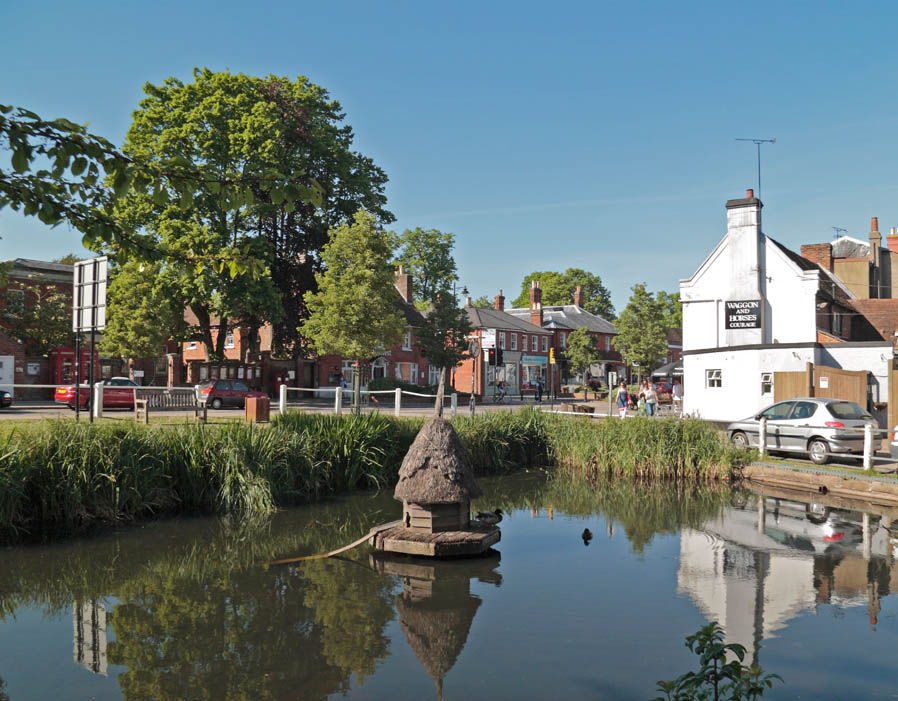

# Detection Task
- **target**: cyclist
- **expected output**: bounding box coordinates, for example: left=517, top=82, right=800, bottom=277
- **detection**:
left=494, top=380, right=507, bottom=403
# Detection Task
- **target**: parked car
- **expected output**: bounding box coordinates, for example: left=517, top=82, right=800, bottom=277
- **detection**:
left=653, top=380, right=673, bottom=394
left=199, top=379, right=267, bottom=409
left=55, top=377, right=139, bottom=410
left=0, top=390, right=11, bottom=408
left=727, top=397, right=876, bottom=465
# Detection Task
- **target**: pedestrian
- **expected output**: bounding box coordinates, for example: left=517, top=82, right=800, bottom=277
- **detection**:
left=615, top=380, right=630, bottom=419
left=644, top=380, right=658, bottom=417
left=672, top=378, right=683, bottom=415
left=535, top=375, right=543, bottom=402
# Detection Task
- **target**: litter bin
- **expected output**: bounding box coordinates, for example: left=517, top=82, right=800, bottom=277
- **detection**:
left=246, top=396, right=270, bottom=423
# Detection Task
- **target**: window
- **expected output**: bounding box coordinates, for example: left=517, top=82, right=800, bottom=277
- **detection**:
left=790, top=401, right=817, bottom=420
left=224, top=332, right=235, bottom=349
left=705, top=369, right=722, bottom=388
left=428, top=365, right=441, bottom=386
left=499, top=332, right=506, bottom=350
left=761, top=372, right=773, bottom=395
left=760, top=401, right=793, bottom=420
left=542, top=336, right=548, bottom=352
left=233, top=381, right=249, bottom=392
left=199, top=366, right=208, bottom=381
left=402, top=330, right=412, bottom=351
left=832, top=311, right=843, bottom=336
left=532, top=335, right=538, bottom=352
left=605, top=336, right=611, bottom=352
left=560, top=333, right=566, bottom=349
left=521, top=334, right=527, bottom=350
left=511, top=333, right=518, bottom=350
left=410, top=364, right=419, bottom=384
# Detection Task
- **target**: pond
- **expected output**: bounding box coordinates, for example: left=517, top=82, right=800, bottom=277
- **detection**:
left=1, top=472, right=896, bottom=700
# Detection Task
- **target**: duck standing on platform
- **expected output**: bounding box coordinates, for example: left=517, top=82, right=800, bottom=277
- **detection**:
left=582, top=528, right=593, bottom=546
left=475, top=508, right=503, bottom=525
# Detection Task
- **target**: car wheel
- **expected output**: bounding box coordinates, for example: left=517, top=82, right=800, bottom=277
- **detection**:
left=808, top=438, right=830, bottom=465
left=731, top=431, right=749, bottom=450
left=210, top=397, right=223, bottom=410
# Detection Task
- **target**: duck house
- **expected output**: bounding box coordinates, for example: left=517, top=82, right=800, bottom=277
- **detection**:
left=370, top=415, right=500, bottom=557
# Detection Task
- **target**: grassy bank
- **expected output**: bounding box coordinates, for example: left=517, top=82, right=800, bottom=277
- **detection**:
left=0, top=410, right=747, bottom=539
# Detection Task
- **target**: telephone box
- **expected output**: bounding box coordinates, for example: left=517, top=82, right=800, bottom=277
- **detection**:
left=49, top=348, right=99, bottom=385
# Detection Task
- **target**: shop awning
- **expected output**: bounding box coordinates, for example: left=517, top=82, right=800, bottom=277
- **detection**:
left=651, top=359, right=682, bottom=377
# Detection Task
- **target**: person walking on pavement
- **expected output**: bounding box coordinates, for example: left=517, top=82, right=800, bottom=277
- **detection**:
left=615, top=380, right=630, bottom=419
left=535, top=375, right=543, bottom=402
left=644, top=380, right=658, bottom=417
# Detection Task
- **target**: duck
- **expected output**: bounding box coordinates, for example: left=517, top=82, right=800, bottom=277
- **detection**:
left=582, top=528, right=593, bottom=546
left=475, top=508, right=503, bottom=525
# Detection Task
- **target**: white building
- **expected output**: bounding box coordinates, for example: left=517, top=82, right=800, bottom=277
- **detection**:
left=679, top=190, right=892, bottom=423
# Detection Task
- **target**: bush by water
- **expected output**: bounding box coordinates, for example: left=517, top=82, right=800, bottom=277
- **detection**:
left=0, top=411, right=748, bottom=538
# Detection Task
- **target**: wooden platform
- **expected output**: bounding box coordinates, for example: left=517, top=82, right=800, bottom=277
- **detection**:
left=369, top=522, right=500, bottom=557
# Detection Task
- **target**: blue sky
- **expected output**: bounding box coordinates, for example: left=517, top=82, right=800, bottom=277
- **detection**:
left=3, top=1, right=898, bottom=313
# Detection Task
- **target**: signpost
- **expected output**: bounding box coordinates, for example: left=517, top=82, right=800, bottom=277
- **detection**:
left=73, top=257, right=108, bottom=423
left=468, top=339, right=480, bottom=416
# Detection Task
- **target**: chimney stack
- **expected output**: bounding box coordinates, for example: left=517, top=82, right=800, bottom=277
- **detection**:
left=746, top=188, right=754, bottom=199
left=801, top=243, right=833, bottom=272
left=573, top=285, right=585, bottom=308
left=394, top=265, right=413, bottom=304
left=887, top=226, right=898, bottom=255
left=870, top=217, right=882, bottom=297
left=494, top=289, right=505, bottom=311
left=529, top=280, right=543, bottom=328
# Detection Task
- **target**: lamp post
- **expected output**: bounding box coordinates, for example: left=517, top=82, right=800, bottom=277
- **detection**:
left=452, top=284, right=468, bottom=390
left=468, top=338, right=479, bottom=416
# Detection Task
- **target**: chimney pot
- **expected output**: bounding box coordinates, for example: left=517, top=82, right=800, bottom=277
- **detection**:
left=746, top=188, right=754, bottom=199
left=872, top=217, right=879, bottom=232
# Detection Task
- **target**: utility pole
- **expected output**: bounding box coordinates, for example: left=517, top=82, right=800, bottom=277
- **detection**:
left=735, top=138, right=776, bottom=200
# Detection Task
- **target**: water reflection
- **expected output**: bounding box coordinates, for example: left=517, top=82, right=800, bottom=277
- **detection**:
left=677, top=490, right=898, bottom=666
left=373, top=552, right=501, bottom=700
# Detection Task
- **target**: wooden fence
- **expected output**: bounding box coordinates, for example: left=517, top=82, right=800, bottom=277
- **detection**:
left=774, top=362, right=867, bottom=407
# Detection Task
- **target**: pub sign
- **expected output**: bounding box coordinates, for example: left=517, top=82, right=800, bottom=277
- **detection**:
left=725, top=300, right=761, bottom=329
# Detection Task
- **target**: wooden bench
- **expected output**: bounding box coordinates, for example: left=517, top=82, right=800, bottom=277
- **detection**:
left=561, top=403, right=595, bottom=414
left=132, top=389, right=207, bottom=424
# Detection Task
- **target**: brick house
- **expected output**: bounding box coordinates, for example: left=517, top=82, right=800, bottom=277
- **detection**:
left=505, top=283, right=623, bottom=385
left=453, top=283, right=552, bottom=398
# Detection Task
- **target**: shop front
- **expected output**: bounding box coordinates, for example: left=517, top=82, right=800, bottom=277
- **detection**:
left=521, top=354, right=548, bottom=392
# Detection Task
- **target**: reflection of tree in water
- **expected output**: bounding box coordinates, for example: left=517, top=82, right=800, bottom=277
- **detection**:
left=374, top=552, right=502, bottom=700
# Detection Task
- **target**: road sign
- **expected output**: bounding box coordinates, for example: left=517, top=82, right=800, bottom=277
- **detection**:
left=549, top=348, right=555, bottom=364
left=73, top=257, right=108, bottom=332
left=480, top=328, right=496, bottom=349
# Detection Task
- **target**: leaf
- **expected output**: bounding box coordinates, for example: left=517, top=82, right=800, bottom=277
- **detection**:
left=112, top=169, right=131, bottom=198
left=71, top=157, right=88, bottom=176
left=11, top=148, right=29, bottom=173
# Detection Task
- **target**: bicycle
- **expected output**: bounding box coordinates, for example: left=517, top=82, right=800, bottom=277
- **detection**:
left=492, top=382, right=507, bottom=404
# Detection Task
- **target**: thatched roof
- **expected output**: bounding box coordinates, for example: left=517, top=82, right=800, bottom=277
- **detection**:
left=394, top=416, right=482, bottom=503
left=396, top=592, right=482, bottom=693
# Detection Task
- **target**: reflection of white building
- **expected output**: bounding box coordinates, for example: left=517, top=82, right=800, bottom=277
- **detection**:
left=678, top=498, right=895, bottom=662
left=73, top=601, right=107, bottom=676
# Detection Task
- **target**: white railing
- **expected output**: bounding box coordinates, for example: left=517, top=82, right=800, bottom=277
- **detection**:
left=754, top=417, right=891, bottom=468
left=281, top=385, right=458, bottom=417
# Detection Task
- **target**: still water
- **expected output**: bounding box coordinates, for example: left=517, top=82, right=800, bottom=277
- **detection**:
left=1, top=473, right=897, bottom=700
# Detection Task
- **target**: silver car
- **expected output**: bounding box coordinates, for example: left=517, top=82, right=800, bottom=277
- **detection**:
left=727, top=397, right=876, bottom=465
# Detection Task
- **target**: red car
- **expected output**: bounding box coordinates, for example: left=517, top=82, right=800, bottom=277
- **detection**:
left=199, top=379, right=267, bottom=409
left=55, top=377, right=140, bottom=410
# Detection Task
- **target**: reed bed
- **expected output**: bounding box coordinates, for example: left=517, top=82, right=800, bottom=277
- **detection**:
left=0, top=410, right=747, bottom=540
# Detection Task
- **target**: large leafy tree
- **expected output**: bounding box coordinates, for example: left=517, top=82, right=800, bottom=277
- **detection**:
left=614, top=283, right=669, bottom=378
left=115, top=69, right=301, bottom=361
left=252, top=77, right=392, bottom=358
left=100, top=261, right=187, bottom=359
left=0, top=102, right=315, bottom=265
left=512, top=268, right=614, bottom=319
left=301, top=209, right=405, bottom=368
left=392, top=227, right=457, bottom=307
left=2, top=285, right=72, bottom=355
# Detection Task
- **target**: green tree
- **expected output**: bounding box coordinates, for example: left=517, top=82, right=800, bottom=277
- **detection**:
left=512, top=269, right=614, bottom=319
left=564, top=327, right=601, bottom=396
left=116, top=70, right=293, bottom=360
left=416, top=293, right=473, bottom=389
left=252, top=76, right=392, bottom=358
left=1, top=102, right=316, bottom=264
left=301, top=210, right=405, bottom=406
left=392, top=227, right=458, bottom=306
left=657, top=291, right=682, bottom=329
left=2, top=285, right=72, bottom=354
left=52, top=253, right=84, bottom=264
left=472, top=295, right=492, bottom=308
left=614, top=283, right=669, bottom=378
left=100, top=261, right=187, bottom=359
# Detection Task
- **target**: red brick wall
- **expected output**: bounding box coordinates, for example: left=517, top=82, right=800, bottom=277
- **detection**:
left=801, top=243, right=833, bottom=272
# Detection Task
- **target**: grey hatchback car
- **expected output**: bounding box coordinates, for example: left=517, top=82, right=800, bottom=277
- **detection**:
left=727, top=398, right=876, bottom=464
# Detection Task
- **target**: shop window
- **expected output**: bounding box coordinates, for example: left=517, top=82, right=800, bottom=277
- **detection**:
left=541, top=337, right=548, bottom=353
left=402, top=330, right=412, bottom=351
left=761, top=372, right=773, bottom=395
left=706, top=369, right=722, bottom=388
left=511, top=334, right=518, bottom=351
left=531, top=335, right=538, bottom=352
left=499, top=332, right=506, bottom=350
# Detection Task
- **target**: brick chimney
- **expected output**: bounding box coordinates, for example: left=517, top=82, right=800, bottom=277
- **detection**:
left=529, top=280, right=543, bottom=328
left=887, top=226, right=898, bottom=254
left=394, top=265, right=413, bottom=304
left=870, top=217, right=882, bottom=297
left=573, top=284, right=585, bottom=308
left=801, top=243, right=833, bottom=272
left=494, top=289, right=505, bottom=311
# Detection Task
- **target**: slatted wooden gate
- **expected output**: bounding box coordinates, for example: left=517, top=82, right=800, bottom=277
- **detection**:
left=774, top=362, right=867, bottom=407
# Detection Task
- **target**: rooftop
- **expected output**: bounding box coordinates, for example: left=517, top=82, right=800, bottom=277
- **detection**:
left=464, top=306, right=546, bottom=334
left=505, top=304, right=616, bottom=334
